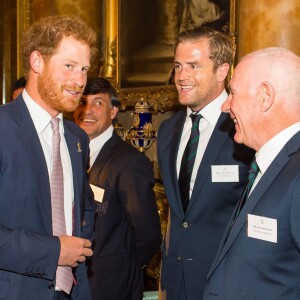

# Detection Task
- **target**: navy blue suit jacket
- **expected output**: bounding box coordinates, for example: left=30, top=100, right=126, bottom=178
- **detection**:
left=157, top=110, right=254, bottom=300
left=204, top=131, right=300, bottom=300
left=0, top=97, right=95, bottom=300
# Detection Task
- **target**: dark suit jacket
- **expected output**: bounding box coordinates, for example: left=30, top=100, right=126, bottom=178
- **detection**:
left=87, top=132, right=161, bottom=300
left=0, top=97, right=95, bottom=300
left=204, top=131, right=300, bottom=300
left=157, top=110, right=254, bottom=300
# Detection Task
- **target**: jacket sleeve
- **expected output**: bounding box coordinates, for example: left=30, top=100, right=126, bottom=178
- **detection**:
left=0, top=225, right=60, bottom=279
left=119, top=154, right=162, bottom=266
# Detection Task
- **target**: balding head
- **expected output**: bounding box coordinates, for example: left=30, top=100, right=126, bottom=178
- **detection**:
left=239, top=47, right=300, bottom=108
left=221, top=47, right=300, bottom=151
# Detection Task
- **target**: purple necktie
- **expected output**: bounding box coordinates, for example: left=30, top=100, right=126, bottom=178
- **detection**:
left=50, top=118, right=73, bottom=294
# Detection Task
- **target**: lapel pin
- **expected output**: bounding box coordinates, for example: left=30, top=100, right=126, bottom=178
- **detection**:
left=77, top=142, right=82, bottom=152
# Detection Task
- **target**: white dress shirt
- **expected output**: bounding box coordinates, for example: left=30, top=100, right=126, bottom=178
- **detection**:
left=23, top=89, right=74, bottom=235
left=251, top=122, right=300, bottom=193
left=89, top=125, right=114, bottom=168
left=176, top=89, right=228, bottom=196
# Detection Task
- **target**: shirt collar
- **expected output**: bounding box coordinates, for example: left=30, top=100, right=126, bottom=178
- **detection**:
left=89, top=124, right=114, bottom=155
left=186, top=89, right=228, bottom=125
left=256, top=122, right=300, bottom=174
left=23, top=88, right=64, bottom=133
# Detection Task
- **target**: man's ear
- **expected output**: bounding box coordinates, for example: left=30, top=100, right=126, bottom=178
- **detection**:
left=217, top=63, right=230, bottom=82
left=111, top=106, right=119, bottom=120
left=30, top=51, right=44, bottom=73
left=259, top=81, right=275, bottom=112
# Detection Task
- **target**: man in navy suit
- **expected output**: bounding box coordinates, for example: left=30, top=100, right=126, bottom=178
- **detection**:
left=0, top=15, right=98, bottom=300
left=204, top=47, right=300, bottom=299
left=157, top=26, right=254, bottom=300
left=74, top=77, right=161, bottom=300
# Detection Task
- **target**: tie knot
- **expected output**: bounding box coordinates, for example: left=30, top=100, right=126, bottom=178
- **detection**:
left=190, top=114, right=202, bottom=129
left=51, top=118, right=60, bottom=132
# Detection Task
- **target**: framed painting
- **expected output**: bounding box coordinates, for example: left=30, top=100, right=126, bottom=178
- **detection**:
left=101, top=0, right=236, bottom=111
left=15, top=0, right=104, bottom=78
left=10, top=0, right=236, bottom=110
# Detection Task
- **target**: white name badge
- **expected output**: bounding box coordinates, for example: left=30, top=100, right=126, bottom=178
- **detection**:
left=211, top=165, right=239, bottom=182
left=247, top=214, right=277, bottom=243
left=90, top=184, right=105, bottom=203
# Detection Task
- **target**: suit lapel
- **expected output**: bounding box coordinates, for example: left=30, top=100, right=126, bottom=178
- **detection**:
left=187, top=113, right=234, bottom=213
left=207, top=132, right=300, bottom=279
left=89, top=133, right=117, bottom=184
left=169, top=111, right=186, bottom=216
left=64, top=122, right=84, bottom=236
left=12, top=98, right=52, bottom=234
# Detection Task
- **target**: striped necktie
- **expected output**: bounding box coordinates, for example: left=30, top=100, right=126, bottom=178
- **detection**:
left=234, top=158, right=260, bottom=221
left=50, top=118, right=73, bottom=294
left=178, top=114, right=202, bottom=213
left=224, top=158, right=260, bottom=243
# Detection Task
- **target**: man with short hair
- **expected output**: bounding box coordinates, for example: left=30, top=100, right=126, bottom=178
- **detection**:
left=74, top=77, right=161, bottom=300
left=157, top=26, right=254, bottom=300
left=0, top=15, right=98, bottom=300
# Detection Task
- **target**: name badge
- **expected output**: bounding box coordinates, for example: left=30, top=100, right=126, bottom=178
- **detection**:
left=90, top=184, right=105, bottom=203
left=211, top=165, right=239, bottom=182
left=247, top=214, right=277, bottom=243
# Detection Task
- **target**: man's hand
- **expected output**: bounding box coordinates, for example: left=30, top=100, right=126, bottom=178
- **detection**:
left=58, top=235, right=93, bottom=267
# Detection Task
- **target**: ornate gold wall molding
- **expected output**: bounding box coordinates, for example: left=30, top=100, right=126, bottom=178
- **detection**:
left=101, top=0, right=119, bottom=82
left=119, top=85, right=179, bottom=113
left=16, top=0, right=30, bottom=78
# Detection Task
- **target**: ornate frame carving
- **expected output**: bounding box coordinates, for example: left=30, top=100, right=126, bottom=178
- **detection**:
left=16, top=0, right=30, bottom=78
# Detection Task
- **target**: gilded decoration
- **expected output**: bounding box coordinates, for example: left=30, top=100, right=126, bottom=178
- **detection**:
left=118, top=85, right=179, bottom=113
left=146, top=182, right=169, bottom=284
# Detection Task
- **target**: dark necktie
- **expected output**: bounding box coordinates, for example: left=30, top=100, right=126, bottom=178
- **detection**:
left=50, top=118, right=73, bottom=294
left=233, top=158, right=260, bottom=222
left=178, top=114, right=202, bottom=213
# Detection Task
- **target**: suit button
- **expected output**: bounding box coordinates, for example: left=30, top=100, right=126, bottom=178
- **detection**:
left=48, top=284, right=55, bottom=289
left=177, top=256, right=183, bottom=261
left=182, top=222, right=189, bottom=228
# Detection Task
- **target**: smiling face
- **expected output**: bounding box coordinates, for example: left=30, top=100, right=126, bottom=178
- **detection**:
left=74, top=93, right=118, bottom=140
left=221, top=62, right=260, bottom=150
left=35, top=36, right=91, bottom=116
left=174, top=38, right=227, bottom=112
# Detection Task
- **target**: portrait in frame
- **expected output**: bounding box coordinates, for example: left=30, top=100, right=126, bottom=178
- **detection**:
left=14, top=0, right=103, bottom=81
left=101, top=0, right=236, bottom=111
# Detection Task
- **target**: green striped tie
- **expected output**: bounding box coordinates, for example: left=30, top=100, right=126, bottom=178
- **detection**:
left=235, top=158, right=260, bottom=218
left=178, top=114, right=202, bottom=213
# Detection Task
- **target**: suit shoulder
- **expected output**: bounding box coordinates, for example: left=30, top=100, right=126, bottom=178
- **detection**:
left=0, top=101, right=17, bottom=118
left=159, top=110, right=185, bottom=132
left=64, top=119, right=89, bottom=142
left=110, top=135, right=151, bottom=163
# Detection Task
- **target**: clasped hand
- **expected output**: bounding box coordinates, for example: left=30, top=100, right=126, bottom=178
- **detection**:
left=58, top=235, right=93, bottom=267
